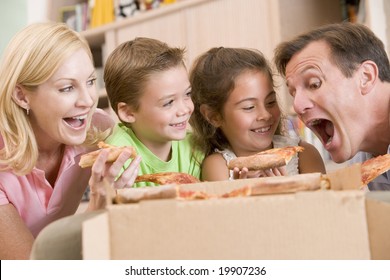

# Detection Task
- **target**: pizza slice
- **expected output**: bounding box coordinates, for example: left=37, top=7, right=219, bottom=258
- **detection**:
left=114, top=184, right=177, bottom=204
left=79, top=141, right=137, bottom=168
left=135, top=172, right=200, bottom=185
left=114, top=184, right=211, bottom=203
left=361, top=153, right=390, bottom=185
left=220, top=185, right=252, bottom=198
left=177, top=189, right=213, bottom=200
left=227, top=146, right=304, bottom=171
left=220, top=172, right=329, bottom=198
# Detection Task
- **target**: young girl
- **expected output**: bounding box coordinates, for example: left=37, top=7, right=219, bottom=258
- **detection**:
left=189, top=47, right=326, bottom=181
left=104, top=37, right=204, bottom=186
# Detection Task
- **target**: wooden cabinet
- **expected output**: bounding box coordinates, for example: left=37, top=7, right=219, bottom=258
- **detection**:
left=77, top=0, right=341, bottom=109
left=79, top=0, right=342, bottom=68
left=48, top=0, right=342, bottom=105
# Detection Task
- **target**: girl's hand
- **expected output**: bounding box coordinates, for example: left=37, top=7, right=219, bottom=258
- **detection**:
left=232, top=166, right=287, bottom=179
left=257, top=166, right=287, bottom=177
left=87, top=149, right=141, bottom=210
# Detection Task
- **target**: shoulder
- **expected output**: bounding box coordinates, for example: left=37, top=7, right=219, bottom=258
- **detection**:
left=91, top=109, right=115, bottom=131
left=0, top=171, right=27, bottom=205
left=106, top=123, right=135, bottom=146
left=201, top=153, right=230, bottom=181
left=203, top=152, right=226, bottom=165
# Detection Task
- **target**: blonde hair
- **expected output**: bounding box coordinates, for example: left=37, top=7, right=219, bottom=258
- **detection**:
left=0, top=22, right=98, bottom=175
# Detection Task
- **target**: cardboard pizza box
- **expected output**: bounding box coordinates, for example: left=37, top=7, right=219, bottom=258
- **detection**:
left=81, top=167, right=390, bottom=260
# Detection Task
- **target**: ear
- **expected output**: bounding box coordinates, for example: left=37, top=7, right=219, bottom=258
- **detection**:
left=359, top=60, right=378, bottom=95
left=200, top=104, right=222, bottom=127
left=117, top=102, right=136, bottom=123
left=11, top=85, right=30, bottom=110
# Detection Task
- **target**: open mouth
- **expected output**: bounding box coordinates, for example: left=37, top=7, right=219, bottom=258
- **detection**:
left=308, top=119, right=334, bottom=146
left=63, top=114, right=87, bottom=128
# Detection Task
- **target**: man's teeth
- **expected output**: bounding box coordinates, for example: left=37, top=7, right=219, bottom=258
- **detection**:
left=310, top=119, right=321, bottom=126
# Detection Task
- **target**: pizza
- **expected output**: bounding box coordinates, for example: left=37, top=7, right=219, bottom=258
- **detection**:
left=361, top=153, right=390, bottom=185
left=227, top=146, right=304, bottom=171
left=220, top=185, right=252, bottom=198
left=135, top=172, right=200, bottom=185
left=220, top=172, right=328, bottom=198
left=177, top=189, right=213, bottom=200
left=114, top=172, right=328, bottom=203
left=79, top=141, right=137, bottom=168
left=114, top=184, right=211, bottom=203
left=114, top=184, right=177, bottom=204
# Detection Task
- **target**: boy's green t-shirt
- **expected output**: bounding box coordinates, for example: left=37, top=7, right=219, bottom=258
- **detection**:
left=105, top=123, right=204, bottom=187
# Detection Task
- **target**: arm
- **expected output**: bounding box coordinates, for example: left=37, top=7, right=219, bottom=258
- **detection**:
left=0, top=204, right=34, bottom=259
left=91, top=108, right=115, bottom=132
left=298, top=140, right=326, bottom=174
left=201, top=153, right=231, bottom=181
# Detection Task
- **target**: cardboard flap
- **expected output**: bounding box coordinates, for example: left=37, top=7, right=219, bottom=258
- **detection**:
left=365, top=192, right=390, bottom=259
left=91, top=191, right=371, bottom=260
left=82, top=212, right=110, bottom=259
left=327, top=163, right=362, bottom=190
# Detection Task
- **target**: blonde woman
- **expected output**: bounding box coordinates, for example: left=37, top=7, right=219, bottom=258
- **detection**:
left=0, top=22, right=141, bottom=259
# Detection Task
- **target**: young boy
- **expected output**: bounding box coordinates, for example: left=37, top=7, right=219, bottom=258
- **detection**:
left=104, top=37, right=204, bottom=186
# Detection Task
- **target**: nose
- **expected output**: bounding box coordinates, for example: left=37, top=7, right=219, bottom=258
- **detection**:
left=256, top=107, right=272, bottom=121
left=293, top=90, right=313, bottom=116
left=177, top=98, right=194, bottom=116
left=77, top=86, right=96, bottom=108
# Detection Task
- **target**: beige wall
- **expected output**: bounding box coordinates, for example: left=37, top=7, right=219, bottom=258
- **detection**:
left=278, top=0, right=342, bottom=41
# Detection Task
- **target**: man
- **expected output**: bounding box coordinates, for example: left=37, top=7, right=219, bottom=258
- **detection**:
left=274, top=22, right=390, bottom=190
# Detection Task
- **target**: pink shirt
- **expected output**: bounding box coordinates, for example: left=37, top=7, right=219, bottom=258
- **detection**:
left=0, top=109, right=113, bottom=237
left=0, top=145, right=91, bottom=237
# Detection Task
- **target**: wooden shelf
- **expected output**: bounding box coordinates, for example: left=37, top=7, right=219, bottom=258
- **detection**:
left=81, top=0, right=209, bottom=50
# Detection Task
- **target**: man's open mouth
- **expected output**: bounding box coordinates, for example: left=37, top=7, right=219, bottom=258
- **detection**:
left=307, top=119, right=334, bottom=146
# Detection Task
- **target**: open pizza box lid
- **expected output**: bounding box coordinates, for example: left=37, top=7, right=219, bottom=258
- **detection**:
left=82, top=165, right=390, bottom=259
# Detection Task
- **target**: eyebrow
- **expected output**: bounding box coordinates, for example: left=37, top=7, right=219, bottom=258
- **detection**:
left=53, top=70, right=96, bottom=82
left=158, top=85, right=192, bottom=101
left=286, top=65, right=321, bottom=87
left=235, top=90, right=276, bottom=105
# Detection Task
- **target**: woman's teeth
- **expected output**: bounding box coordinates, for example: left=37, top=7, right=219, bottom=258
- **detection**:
left=64, top=114, right=87, bottom=128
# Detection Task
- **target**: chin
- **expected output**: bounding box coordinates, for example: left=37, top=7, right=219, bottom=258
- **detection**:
left=65, top=135, right=88, bottom=146
left=329, top=151, right=351, bottom=164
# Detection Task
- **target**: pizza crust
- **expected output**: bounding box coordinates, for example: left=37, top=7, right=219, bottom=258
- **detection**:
left=79, top=141, right=137, bottom=168
left=134, top=172, right=200, bottom=185
left=361, top=153, right=390, bottom=185
left=228, top=146, right=304, bottom=171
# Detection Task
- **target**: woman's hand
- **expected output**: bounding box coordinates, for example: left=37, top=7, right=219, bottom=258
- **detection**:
left=87, top=149, right=141, bottom=211
left=232, top=166, right=287, bottom=179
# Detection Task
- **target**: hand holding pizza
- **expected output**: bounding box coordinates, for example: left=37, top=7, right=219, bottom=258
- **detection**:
left=232, top=166, right=287, bottom=179
left=81, top=142, right=141, bottom=210
left=228, top=146, right=303, bottom=179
